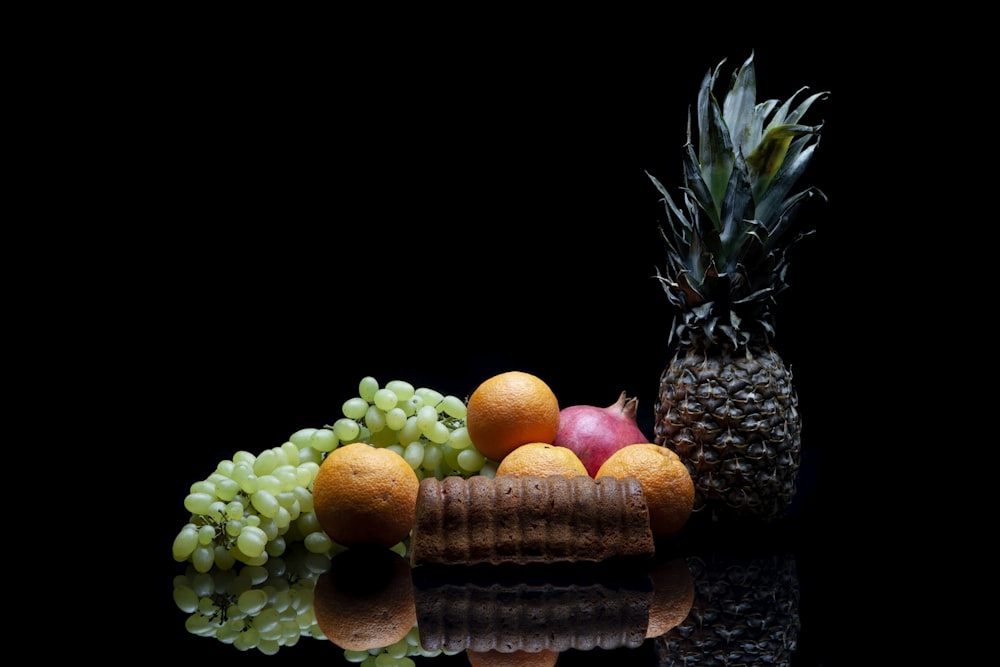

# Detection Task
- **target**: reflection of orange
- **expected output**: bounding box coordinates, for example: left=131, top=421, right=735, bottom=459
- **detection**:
left=312, top=548, right=416, bottom=652
left=645, top=558, right=695, bottom=638
left=466, top=649, right=559, bottom=667
left=495, top=442, right=587, bottom=478
left=465, top=371, right=560, bottom=462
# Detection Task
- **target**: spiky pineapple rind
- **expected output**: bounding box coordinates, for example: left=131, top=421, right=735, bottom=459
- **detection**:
left=654, top=344, right=801, bottom=523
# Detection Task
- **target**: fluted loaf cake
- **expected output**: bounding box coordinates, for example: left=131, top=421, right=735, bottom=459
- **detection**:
left=409, top=474, right=654, bottom=566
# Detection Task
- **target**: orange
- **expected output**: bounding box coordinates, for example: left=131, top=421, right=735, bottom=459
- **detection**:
left=645, top=557, right=695, bottom=638
left=595, top=443, right=694, bottom=538
left=465, top=371, right=560, bottom=462
left=495, top=442, right=588, bottom=478
left=313, top=547, right=417, bottom=651
left=466, top=649, right=559, bottom=667
left=312, top=442, right=420, bottom=548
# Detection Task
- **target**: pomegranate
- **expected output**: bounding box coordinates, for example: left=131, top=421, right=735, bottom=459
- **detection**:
left=551, top=391, right=651, bottom=477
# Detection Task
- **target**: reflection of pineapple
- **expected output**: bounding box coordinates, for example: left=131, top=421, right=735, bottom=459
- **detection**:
left=650, top=53, right=828, bottom=521
left=655, top=553, right=800, bottom=666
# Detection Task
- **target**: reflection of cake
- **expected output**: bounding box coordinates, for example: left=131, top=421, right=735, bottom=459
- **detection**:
left=412, top=563, right=654, bottom=653
left=409, top=474, right=655, bottom=566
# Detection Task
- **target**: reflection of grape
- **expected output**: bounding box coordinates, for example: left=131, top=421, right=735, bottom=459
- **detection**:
left=172, top=543, right=333, bottom=654
left=337, top=625, right=461, bottom=666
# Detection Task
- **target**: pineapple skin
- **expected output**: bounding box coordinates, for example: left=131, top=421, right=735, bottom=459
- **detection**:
left=654, top=343, right=801, bottom=522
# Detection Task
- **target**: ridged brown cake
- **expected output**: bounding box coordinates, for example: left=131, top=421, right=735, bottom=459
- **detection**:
left=412, top=564, right=654, bottom=652
left=409, top=474, right=655, bottom=566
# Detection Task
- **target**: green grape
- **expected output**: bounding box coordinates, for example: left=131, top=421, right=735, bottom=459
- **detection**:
left=365, top=405, right=386, bottom=432
left=384, top=407, right=407, bottom=431
left=198, top=524, right=215, bottom=546
left=373, top=387, right=398, bottom=411
left=297, top=462, right=320, bottom=488
left=280, top=441, right=301, bottom=465
left=422, top=443, right=443, bottom=471
left=251, top=490, right=280, bottom=518
left=415, top=387, right=444, bottom=408
left=441, top=443, right=461, bottom=473
left=448, top=425, right=473, bottom=449
left=358, top=376, right=379, bottom=402
left=402, top=442, right=424, bottom=469
left=402, top=395, right=423, bottom=415
left=440, top=394, right=467, bottom=418
left=288, top=428, right=317, bottom=448
left=368, top=426, right=398, bottom=448
left=332, top=418, right=361, bottom=441
left=342, top=397, right=369, bottom=420
left=416, top=405, right=438, bottom=433
left=173, top=524, right=199, bottom=561
left=424, top=421, right=451, bottom=444
left=253, top=449, right=279, bottom=476
left=457, top=448, right=486, bottom=473
left=304, top=530, right=333, bottom=554
left=184, top=492, right=215, bottom=515
left=214, top=545, right=236, bottom=570
left=192, top=544, right=215, bottom=573
left=237, top=526, right=268, bottom=557
left=385, top=380, right=414, bottom=400
left=398, top=416, right=421, bottom=445
left=266, top=535, right=287, bottom=557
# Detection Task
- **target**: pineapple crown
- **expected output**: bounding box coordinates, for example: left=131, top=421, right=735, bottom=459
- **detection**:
left=649, top=52, right=828, bottom=350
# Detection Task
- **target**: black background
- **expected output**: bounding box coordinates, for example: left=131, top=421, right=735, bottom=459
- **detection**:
left=73, top=15, right=915, bottom=666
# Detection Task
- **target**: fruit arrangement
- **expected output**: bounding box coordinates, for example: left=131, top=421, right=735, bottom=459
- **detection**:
left=172, top=371, right=697, bottom=658
left=171, top=52, right=825, bottom=663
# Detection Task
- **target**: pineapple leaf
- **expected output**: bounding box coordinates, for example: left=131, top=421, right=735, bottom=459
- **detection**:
left=769, top=88, right=828, bottom=129
left=747, top=123, right=821, bottom=201
left=723, top=53, right=759, bottom=162
left=650, top=53, right=827, bottom=347
left=683, top=131, right=717, bottom=228
left=755, top=134, right=821, bottom=226
left=697, top=65, right=735, bottom=224
left=765, top=187, right=827, bottom=254
left=717, top=149, right=755, bottom=255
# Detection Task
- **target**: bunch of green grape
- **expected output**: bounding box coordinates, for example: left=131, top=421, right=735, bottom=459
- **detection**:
left=172, top=543, right=332, bottom=655
left=332, top=377, right=494, bottom=480
left=172, top=436, right=338, bottom=572
left=172, top=377, right=490, bottom=573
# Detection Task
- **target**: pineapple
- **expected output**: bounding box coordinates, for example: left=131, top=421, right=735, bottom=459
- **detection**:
left=650, top=52, right=828, bottom=522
